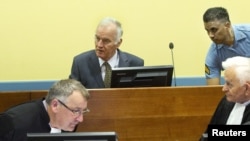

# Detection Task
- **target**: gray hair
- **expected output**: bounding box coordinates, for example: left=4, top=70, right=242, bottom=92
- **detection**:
left=97, top=17, right=123, bottom=44
left=222, top=56, right=250, bottom=85
left=45, top=79, right=90, bottom=104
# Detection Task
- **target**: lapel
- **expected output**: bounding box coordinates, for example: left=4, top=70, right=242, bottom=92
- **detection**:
left=89, top=53, right=104, bottom=87
left=242, top=103, right=250, bottom=123
left=117, top=49, right=129, bottom=67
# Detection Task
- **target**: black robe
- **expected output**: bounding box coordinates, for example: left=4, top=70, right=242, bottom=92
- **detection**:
left=0, top=98, right=50, bottom=141
left=199, top=96, right=250, bottom=141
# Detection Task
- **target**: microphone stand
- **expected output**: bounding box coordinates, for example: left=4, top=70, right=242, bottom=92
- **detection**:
left=169, top=42, right=177, bottom=86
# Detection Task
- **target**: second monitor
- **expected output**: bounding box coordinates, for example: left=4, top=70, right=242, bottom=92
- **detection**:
left=110, top=65, right=174, bottom=88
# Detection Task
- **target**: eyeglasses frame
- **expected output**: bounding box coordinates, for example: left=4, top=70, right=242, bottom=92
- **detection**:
left=57, top=99, right=90, bottom=117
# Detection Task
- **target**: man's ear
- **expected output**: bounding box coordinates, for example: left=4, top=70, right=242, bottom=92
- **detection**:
left=50, top=99, right=60, bottom=112
left=245, top=81, right=250, bottom=96
left=225, top=21, right=231, bottom=28
left=116, top=38, right=122, bottom=48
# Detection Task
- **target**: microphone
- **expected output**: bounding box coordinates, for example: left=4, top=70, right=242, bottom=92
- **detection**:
left=169, top=42, right=174, bottom=49
left=169, top=42, right=177, bottom=86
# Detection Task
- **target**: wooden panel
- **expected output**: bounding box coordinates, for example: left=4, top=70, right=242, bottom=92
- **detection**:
left=0, top=86, right=224, bottom=141
left=30, top=90, right=48, bottom=100
left=0, top=91, right=30, bottom=112
left=76, top=86, right=224, bottom=141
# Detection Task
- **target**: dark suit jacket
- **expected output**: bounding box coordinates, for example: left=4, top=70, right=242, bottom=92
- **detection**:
left=199, top=96, right=250, bottom=141
left=69, top=49, right=144, bottom=88
left=0, top=98, right=50, bottom=141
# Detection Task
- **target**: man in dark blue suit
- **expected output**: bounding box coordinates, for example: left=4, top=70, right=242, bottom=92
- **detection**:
left=69, top=17, right=144, bottom=88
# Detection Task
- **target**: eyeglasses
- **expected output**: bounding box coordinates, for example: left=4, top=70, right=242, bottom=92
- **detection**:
left=57, top=99, right=90, bottom=117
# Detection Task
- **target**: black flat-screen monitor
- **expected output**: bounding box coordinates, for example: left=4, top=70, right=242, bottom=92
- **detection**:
left=110, top=65, right=174, bottom=88
left=27, top=132, right=118, bottom=141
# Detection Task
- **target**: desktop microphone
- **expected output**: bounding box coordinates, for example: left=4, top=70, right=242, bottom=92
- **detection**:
left=169, top=42, right=177, bottom=86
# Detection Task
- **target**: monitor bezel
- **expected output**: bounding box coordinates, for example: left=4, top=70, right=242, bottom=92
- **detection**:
left=27, top=131, right=118, bottom=141
left=110, top=65, right=174, bottom=88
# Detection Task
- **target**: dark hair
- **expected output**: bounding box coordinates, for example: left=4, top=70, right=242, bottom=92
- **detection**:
left=203, top=7, right=230, bottom=23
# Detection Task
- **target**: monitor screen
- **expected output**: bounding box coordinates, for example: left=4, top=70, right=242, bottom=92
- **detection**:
left=110, top=65, right=174, bottom=88
left=27, top=132, right=118, bottom=141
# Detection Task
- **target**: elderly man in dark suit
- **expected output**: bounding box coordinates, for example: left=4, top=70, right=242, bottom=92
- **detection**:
left=69, top=17, right=144, bottom=88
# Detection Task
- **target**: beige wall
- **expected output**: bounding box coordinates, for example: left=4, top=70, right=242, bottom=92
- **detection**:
left=1, top=0, right=250, bottom=81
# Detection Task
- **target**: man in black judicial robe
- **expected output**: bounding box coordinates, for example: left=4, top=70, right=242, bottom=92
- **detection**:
left=199, top=56, right=250, bottom=141
left=0, top=99, right=50, bottom=141
left=0, top=79, right=90, bottom=141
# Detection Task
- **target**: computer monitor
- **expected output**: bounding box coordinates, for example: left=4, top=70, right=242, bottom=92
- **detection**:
left=110, top=65, right=174, bottom=88
left=27, top=132, right=118, bottom=141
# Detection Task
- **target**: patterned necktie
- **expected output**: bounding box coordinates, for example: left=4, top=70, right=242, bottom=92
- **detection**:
left=103, top=62, right=112, bottom=88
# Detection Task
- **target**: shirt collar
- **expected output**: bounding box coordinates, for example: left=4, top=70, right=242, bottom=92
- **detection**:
left=215, top=25, right=247, bottom=49
left=99, top=50, right=119, bottom=68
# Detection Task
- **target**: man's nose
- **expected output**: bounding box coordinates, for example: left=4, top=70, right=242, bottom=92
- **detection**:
left=222, top=84, right=228, bottom=92
left=76, top=114, right=84, bottom=122
left=208, top=32, right=214, bottom=38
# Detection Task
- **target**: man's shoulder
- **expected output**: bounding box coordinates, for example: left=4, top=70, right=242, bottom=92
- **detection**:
left=74, top=50, right=96, bottom=59
left=118, top=49, right=143, bottom=61
left=233, top=24, right=250, bottom=31
left=5, top=99, right=43, bottom=114
left=1, top=99, right=44, bottom=127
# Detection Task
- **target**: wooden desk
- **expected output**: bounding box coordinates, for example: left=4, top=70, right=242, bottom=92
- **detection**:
left=0, top=86, right=224, bottom=141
